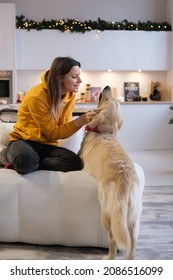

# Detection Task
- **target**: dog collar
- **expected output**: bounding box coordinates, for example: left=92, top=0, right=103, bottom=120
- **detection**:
left=85, top=125, right=99, bottom=133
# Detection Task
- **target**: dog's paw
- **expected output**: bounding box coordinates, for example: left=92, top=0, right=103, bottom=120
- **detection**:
left=102, top=256, right=109, bottom=260
left=102, top=255, right=115, bottom=260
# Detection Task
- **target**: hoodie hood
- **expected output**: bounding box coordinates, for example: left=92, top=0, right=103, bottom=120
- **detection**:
left=41, top=70, right=49, bottom=90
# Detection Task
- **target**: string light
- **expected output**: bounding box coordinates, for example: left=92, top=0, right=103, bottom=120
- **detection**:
left=95, top=30, right=100, bottom=38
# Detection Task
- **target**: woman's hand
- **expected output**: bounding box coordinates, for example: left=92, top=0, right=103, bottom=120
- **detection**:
left=84, top=110, right=98, bottom=123
left=73, top=110, right=98, bottom=129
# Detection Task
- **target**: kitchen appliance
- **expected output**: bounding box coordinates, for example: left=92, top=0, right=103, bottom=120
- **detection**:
left=0, top=71, right=12, bottom=104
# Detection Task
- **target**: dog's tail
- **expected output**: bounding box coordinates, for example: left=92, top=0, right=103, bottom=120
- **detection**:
left=111, top=173, right=135, bottom=259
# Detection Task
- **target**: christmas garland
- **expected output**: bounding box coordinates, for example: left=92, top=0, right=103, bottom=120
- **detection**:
left=16, top=15, right=172, bottom=33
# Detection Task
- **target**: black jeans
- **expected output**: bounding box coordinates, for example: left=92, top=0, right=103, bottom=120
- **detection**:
left=6, top=140, right=83, bottom=174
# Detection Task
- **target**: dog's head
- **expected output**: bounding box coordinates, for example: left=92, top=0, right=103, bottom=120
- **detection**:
left=98, top=85, right=112, bottom=105
left=86, top=86, right=123, bottom=135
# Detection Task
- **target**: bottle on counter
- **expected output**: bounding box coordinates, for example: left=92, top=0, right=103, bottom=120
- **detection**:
left=85, top=84, right=91, bottom=102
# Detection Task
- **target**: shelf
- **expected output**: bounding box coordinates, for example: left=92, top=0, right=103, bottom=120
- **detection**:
left=120, top=101, right=173, bottom=105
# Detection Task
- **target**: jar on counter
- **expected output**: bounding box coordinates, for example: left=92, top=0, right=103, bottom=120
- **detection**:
left=85, top=84, right=91, bottom=102
left=17, top=91, right=25, bottom=102
left=80, top=92, right=86, bottom=102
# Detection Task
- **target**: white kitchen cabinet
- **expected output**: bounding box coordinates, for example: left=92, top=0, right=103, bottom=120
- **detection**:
left=118, top=102, right=173, bottom=150
left=73, top=102, right=173, bottom=152
left=16, top=29, right=172, bottom=71
left=0, top=3, right=16, bottom=70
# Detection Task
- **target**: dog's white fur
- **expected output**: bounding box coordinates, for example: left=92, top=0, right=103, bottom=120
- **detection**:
left=78, top=86, right=139, bottom=260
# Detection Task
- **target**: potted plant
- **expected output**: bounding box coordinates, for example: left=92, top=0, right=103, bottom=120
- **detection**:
left=169, top=106, right=173, bottom=124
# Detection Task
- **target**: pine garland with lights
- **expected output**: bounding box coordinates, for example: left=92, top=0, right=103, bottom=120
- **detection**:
left=16, top=15, right=172, bottom=33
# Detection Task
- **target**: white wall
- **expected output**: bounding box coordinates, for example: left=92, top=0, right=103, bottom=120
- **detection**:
left=0, top=0, right=168, bottom=22
left=0, top=3, right=16, bottom=69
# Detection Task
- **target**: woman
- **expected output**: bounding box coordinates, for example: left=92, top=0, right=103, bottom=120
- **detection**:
left=5, top=57, right=96, bottom=174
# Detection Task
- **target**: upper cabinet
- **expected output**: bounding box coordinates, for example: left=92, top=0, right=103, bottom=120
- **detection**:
left=0, top=3, right=16, bottom=70
left=0, top=2, right=171, bottom=72
left=16, top=29, right=172, bottom=71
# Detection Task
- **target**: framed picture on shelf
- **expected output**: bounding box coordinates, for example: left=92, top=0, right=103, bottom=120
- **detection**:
left=124, top=82, right=140, bottom=101
left=90, top=87, right=101, bottom=102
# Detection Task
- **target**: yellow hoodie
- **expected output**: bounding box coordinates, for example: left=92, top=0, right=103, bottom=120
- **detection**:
left=9, top=71, right=79, bottom=146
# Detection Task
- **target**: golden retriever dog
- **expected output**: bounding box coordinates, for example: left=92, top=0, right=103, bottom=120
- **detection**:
left=78, top=86, right=139, bottom=260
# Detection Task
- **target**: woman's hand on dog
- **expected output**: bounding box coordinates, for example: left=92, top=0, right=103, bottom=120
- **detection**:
left=73, top=109, right=100, bottom=129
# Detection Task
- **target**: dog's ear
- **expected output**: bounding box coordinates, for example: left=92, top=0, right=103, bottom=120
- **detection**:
left=115, top=101, right=123, bottom=130
left=118, top=120, right=123, bottom=129
left=98, top=92, right=102, bottom=103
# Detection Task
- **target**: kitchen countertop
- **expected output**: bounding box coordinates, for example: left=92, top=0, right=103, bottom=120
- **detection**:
left=76, top=101, right=173, bottom=105
left=73, top=101, right=173, bottom=115
left=1, top=101, right=173, bottom=116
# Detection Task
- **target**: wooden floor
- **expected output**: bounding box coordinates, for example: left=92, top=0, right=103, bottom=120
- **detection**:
left=135, top=185, right=173, bottom=260
left=0, top=185, right=173, bottom=260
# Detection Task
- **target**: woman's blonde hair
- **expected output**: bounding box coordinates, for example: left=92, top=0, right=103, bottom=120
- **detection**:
left=47, top=57, right=81, bottom=116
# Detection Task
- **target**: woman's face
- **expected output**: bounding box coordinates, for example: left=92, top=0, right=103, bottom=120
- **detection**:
left=61, top=66, right=82, bottom=94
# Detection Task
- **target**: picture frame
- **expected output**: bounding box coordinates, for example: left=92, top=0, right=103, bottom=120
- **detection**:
left=124, top=82, right=140, bottom=101
left=90, top=87, right=101, bottom=102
